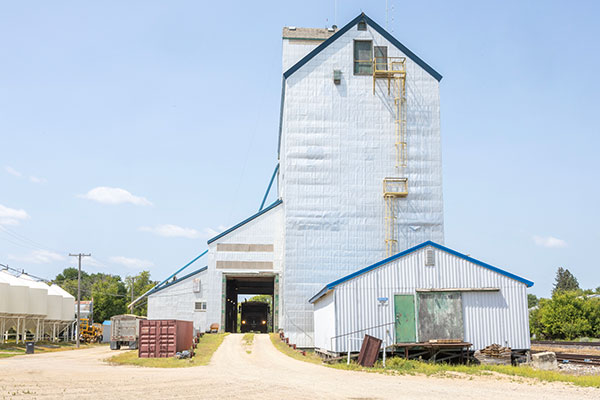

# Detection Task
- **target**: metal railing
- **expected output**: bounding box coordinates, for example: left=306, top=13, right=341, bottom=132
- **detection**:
left=330, top=322, right=395, bottom=367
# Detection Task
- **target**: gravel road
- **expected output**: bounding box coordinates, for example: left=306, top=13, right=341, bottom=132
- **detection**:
left=0, top=334, right=597, bottom=399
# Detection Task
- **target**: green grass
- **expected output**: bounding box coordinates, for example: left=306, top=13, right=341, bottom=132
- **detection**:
left=269, top=333, right=322, bottom=364
left=107, top=333, right=227, bottom=368
left=0, top=341, right=105, bottom=359
left=269, top=334, right=600, bottom=389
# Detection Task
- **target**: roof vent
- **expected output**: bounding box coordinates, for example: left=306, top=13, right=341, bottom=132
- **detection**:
left=332, top=25, right=338, bottom=30
left=357, top=21, right=367, bottom=31
left=328, top=27, right=335, bottom=32
left=425, top=248, right=435, bottom=266
left=288, top=26, right=296, bottom=30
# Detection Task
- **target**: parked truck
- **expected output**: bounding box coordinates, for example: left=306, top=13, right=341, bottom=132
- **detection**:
left=110, top=314, right=146, bottom=350
left=240, top=301, right=269, bottom=333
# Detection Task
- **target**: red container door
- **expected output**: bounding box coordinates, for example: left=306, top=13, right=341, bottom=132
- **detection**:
left=139, top=320, right=159, bottom=358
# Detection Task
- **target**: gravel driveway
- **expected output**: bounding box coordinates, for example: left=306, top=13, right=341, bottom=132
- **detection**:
left=0, top=334, right=597, bottom=399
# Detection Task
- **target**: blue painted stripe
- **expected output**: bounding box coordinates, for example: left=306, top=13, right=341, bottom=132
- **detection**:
left=283, top=13, right=442, bottom=82
left=148, top=266, right=208, bottom=296
left=259, top=164, right=279, bottom=211
left=207, top=199, right=283, bottom=244
left=309, top=241, right=534, bottom=303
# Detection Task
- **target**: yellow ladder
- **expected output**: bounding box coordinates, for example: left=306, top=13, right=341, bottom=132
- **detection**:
left=373, top=58, right=408, bottom=257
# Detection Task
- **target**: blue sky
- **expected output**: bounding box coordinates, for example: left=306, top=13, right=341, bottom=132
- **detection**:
left=0, top=1, right=598, bottom=297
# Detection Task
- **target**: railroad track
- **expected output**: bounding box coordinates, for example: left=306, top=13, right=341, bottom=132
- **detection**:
left=532, top=340, right=600, bottom=348
left=531, top=350, right=600, bottom=366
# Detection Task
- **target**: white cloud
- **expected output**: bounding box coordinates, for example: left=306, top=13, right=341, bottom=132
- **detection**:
left=0, top=204, right=30, bottom=226
left=5, top=166, right=22, bottom=177
left=79, top=187, right=152, bottom=206
left=109, top=256, right=154, bottom=269
left=533, top=235, right=567, bottom=248
left=139, top=224, right=201, bottom=239
left=29, top=176, right=46, bottom=184
left=202, top=226, right=227, bottom=239
left=8, top=249, right=65, bottom=264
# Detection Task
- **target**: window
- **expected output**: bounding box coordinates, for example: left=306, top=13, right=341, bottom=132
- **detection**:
left=374, top=46, right=388, bottom=71
left=357, top=21, right=367, bottom=31
left=425, top=248, right=435, bottom=266
left=193, top=278, right=201, bottom=294
left=354, top=40, right=372, bottom=75
left=194, top=301, right=207, bottom=312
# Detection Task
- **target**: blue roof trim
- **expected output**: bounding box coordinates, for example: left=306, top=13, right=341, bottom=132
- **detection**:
left=148, top=266, right=208, bottom=296
left=207, top=199, right=283, bottom=244
left=309, top=241, right=534, bottom=303
left=283, top=13, right=442, bottom=82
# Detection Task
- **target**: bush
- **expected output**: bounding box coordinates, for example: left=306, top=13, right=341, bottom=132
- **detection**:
left=530, top=291, right=600, bottom=340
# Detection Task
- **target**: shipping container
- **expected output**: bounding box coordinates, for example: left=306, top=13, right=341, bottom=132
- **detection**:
left=138, top=320, right=194, bottom=358
left=110, top=314, right=146, bottom=350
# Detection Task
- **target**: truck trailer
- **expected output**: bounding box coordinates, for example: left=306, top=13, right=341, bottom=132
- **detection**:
left=110, top=314, right=146, bottom=350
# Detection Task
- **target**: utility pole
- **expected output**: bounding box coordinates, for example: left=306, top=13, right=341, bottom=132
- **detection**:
left=69, top=253, right=90, bottom=348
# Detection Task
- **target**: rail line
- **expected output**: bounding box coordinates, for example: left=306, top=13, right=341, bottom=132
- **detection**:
left=531, top=340, right=600, bottom=347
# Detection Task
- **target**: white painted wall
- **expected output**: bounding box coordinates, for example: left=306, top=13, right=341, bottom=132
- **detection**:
left=147, top=269, right=208, bottom=333
left=280, top=21, right=444, bottom=347
left=313, top=291, right=335, bottom=351
left=314, top=246, right=530, bottom=353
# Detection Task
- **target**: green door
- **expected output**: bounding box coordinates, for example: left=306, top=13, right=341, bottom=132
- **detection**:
left=394, top=295, right=416, bottom=343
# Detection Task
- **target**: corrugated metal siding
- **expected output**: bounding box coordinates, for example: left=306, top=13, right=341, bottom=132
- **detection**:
left=328, top=247, right=530, bottom=352
left=205, top=204, right=284, bottom=332
left=280, top=21, right=443, bottom=348
left=147, top=269, right=208, bottom=333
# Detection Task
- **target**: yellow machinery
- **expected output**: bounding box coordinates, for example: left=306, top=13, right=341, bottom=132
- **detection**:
left=79, top=318, right=103, bottom=343
left=373, top=56, right=408, bottom=256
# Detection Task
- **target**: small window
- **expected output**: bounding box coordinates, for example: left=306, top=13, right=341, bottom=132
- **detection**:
left=357, top=21, right=367, bottom=31
left=193, top=278, right=201, bottom=294
left=425, top=248, right=435, bottom=266
left=354, top=40, right=373, bottom=75
left=194, top=301, right=207, bottom=312
left=374, top=46, right=388, bottom=71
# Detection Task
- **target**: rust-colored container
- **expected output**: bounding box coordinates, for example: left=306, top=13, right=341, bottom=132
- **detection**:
left=138, top=320, right=194, bottom=358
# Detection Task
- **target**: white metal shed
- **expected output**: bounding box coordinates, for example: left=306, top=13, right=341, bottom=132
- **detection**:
left=310, top=241, right=533, bottom=353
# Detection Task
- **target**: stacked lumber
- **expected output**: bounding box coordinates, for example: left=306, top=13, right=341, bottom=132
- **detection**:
left=480, top=343, right=512, bottom=357
left=474, top=344, right=512, bottom=365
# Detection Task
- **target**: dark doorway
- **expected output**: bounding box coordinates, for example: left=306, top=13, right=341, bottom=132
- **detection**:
left=224, top=275, right=275, bottom=333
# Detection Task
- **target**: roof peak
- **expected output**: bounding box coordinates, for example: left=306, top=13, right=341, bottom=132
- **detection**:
left=283, top=13, right=442, bottom=81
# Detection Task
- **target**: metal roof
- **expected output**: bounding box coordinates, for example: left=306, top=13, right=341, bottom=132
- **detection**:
left=207, top=199, right=282, bottom=244
left=283, top=13, right=442, bottom=81
left=282, top=27, right=338, bottom=41
left=309, top=241, right=534, bottom=303
left=148, top=266, right=208, bottom=296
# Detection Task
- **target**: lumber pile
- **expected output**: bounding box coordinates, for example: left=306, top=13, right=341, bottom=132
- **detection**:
left=474, top=344, right=512, bottom=365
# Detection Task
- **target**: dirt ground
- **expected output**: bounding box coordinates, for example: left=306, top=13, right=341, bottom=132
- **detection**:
left=0, top=334, right=597, bottom=399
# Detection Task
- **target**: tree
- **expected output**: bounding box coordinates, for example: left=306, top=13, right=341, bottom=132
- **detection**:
left=527, top=294, right=539, bottom=308
left=552, top=267, right=580, bottom=294
left=125, top=271, right=158, bottom=316
left=52, top=268, right=129, bottom=323
left=90, top=275, right=127, bottom=322
left=248, top=294, right=273, bottom=308
left=529, top=291, right=598, bottom=340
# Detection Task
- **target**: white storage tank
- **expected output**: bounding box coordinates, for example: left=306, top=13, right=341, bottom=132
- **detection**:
left=0, top=278, right=9, bottom=315
left=45, top=284, right=65, bottom=321
left=49, top=284, right=75, bottom=322
left=0, top=270, right=30, bottom=316
left=17, top=274, right=47, bottom=318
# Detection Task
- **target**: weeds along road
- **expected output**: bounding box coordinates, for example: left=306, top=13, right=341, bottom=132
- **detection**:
left=0, top=334, right=597, bottom=399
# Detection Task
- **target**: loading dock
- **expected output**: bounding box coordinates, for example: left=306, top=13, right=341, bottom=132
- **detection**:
left=222, top=274, right=278, bottom=333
